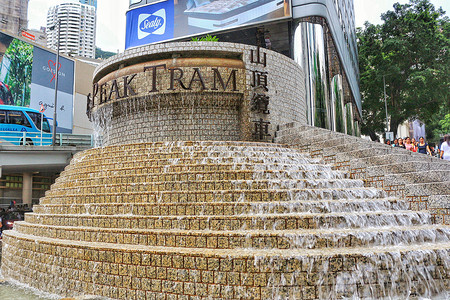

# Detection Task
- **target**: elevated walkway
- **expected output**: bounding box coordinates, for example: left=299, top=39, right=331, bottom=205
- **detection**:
left=0, top=145, right=80, bottom=173
left=0, top=136, right=94, bottom=206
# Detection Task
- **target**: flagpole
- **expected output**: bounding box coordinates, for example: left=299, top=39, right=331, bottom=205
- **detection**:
left=39, top=104, right=45, bottom=146
left=52, top=19, right=61, bottom=146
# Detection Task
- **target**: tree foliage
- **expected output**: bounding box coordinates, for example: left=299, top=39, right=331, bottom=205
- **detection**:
left=4, top=39, right=33, bottom=107
left=95, top=47, right=116, bottom=60
left=191, top=34, right=219, bottom=42
left=357, top=0, right=449, bottom=140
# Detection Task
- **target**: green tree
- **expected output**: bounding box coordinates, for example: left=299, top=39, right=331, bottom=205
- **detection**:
left=438, top=113, right=450, bottom=131
left=4, top=39, right=33, bottom=106
left=95, top=47, right=116, bottom=60
left=357, top=0, right=449, bottom=140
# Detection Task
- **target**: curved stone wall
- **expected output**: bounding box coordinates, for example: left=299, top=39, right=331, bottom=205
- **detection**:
left=90, top=42, right=306, bottom=145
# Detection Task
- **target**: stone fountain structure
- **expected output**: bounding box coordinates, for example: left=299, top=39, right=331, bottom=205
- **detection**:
left=1, top=42, right=449, bottom=299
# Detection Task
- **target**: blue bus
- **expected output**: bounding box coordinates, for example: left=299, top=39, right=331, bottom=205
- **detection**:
left=0, top=105, right=52, bottom=146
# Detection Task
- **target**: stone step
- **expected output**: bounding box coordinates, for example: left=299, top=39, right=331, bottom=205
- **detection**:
left=14, top=222, right=449, bottom=250
left=277, top=131, right=338, bottom=146
left=287, top=137, right=390, bottom=160
left=48, top=179, right=365, bottom=196
left=41, top=187, right=388, bottom=205
left=365, top=161, right=450, bottom=177
left=405, top=182, right=450, bottom=196
left=290, top=136, right=356, bottom=153
left=3, top=231, right=448, bottom=299
left=349, top=153, right=438, bottom=169
left=274, top=126, right=318, bottom=141
left=333, top=147, right=393, bottom=162
left=277, top=125, right=447, bottom=168
left=383, top=171, right=450, bottom=185
left=320, top=142, right=389, bottom=159
left=62, top=156, right=328, bottom=176
left=52, top=169, right=349, bottom=188
left=66, top=157, right=323, bottom=172
left=345, top=148, right=446, bottom=166
left=72, top=141, right=278, bottom=159
left=69, top=146, right=312, bottom=163
left=56, top=162, right=340, bottom=184
left=33, top=198, right=409, bottom=216
left=24, top=210, right=432, bottom=231
left=275, top=122, right=312, bottom=136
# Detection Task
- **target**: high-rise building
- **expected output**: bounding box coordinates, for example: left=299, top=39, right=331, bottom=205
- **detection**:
left=0, top=0, right=28, bottom=35
left=79, top=0, right=97, bottom=10
left=47, top=2, right=96, bottom=59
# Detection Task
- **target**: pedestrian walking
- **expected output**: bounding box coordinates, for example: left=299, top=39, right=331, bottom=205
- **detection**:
left=440, top=135, right=450, bottom=161
left=417, top=137, right=431, bottom=155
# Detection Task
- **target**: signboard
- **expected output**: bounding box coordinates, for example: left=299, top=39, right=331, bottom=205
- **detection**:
left=30, top=47, right=75, bottom=133
left=126, top=0, right=292, bottom=49
left=21, top=31, right=35, bottom=41
left=385, top=132, right=394, bottom=141
left=126, top=0, right=174, bottom=48
left=0, top=31, right=75, bottom=133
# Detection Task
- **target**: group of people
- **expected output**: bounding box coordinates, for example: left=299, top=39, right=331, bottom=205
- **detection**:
left=385, top=135, right=450, bottom=161
left=0, top=201, right=31, bottom=236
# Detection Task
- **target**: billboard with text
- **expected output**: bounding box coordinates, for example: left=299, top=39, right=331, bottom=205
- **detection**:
left=0, top=32, right=74, bottom=133
left=126, top=0, right=291, bottom=49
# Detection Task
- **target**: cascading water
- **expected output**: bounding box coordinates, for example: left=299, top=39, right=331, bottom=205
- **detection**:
left=1, top=141, right=448, bottom=299
left=1, top=42, right=448, bottom=299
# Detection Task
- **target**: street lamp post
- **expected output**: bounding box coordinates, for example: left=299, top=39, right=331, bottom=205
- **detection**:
left=383, top=75, right=389, bottom=132
left=51, top=19, right=61, bottom=146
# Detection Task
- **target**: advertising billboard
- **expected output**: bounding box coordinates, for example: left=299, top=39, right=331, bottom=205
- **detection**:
left=0, top=32, right=75, bottom=133
left=126, top=0, right=292, bottom=49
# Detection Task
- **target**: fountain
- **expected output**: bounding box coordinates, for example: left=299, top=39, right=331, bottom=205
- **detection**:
left=1, top=42, right=449, bottom=299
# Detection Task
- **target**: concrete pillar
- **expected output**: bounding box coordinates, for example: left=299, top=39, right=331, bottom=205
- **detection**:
left=22, top=172, right=33, bottom=206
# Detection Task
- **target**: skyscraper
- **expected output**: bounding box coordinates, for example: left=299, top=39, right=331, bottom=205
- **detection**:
left=79, top=0, right=97, bottom=10
left=0, top=0, right=28, bottom=35
left=47, top=2, right=96, bottom=59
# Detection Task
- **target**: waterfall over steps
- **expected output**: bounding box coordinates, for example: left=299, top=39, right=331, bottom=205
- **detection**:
left=1, top=141, right=449, bottom=299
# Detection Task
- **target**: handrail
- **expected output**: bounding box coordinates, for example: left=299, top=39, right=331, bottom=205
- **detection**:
left=0, top=131, right=95, bottom=147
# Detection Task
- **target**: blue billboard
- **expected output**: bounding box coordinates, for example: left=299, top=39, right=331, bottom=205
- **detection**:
left=125, top=0, right=175, bottom=49
left=125, top=0, right=292, bottom=50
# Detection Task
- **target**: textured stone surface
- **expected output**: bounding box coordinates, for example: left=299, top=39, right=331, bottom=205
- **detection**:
left=92, top=42, right=307, bottom=145
left=1, top=141, right=449, bottom=299
left=275, top=122, right=450, bottom=225
left=1, top=44, right=449, bottom=299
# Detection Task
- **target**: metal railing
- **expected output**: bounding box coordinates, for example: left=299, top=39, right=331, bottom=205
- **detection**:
left=0, top=131, right=94, bottom=148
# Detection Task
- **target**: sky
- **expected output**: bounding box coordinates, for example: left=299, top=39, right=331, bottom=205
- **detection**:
left=27, top=0, right=450, bottom=53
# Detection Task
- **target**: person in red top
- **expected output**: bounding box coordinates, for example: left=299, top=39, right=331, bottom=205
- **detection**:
left=411, top=138, right=418, bottom=152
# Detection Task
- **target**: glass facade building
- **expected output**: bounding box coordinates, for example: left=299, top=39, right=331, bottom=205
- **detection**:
left=127, top=0, right=361, bottom=134
left=292, top=0, right=360, bottom=132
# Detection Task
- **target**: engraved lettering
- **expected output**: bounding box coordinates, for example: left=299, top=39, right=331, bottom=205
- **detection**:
left=144, top=64, right=167, bottom=92
left=211, top=68, right=238, bottom=91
